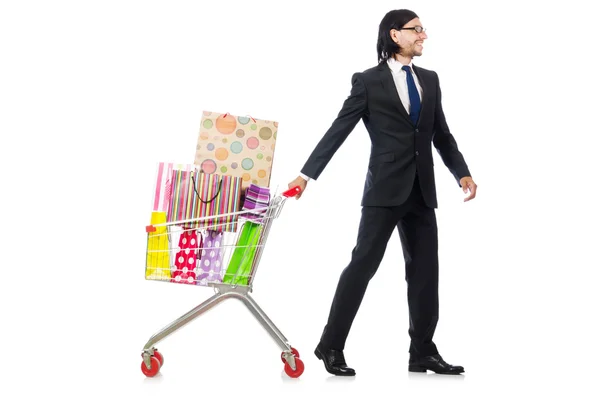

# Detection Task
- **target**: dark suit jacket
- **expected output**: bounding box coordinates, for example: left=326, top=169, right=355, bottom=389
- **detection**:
left=300, top=61, right=471, bottom=209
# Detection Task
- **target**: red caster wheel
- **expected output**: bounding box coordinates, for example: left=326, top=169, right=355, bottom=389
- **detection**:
left=141, top=356, right=161, bottom=377
left=284, top=358, right=305, bottom=378
left=281, top=347, right=299, bottom=363
left=154, top=350, right=164, bottom=367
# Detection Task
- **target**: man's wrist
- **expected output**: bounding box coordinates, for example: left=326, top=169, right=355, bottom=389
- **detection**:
left=299, top=173, right=311, bottom=182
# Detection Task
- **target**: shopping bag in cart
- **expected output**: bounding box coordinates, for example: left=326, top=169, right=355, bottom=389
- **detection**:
left=196, top=230, right=225, bottom=286
left=152, top=162, right=197, bottom=225
left=151, top=162, right=177, bottom=214
left=171, top=228, right=202, bottom=285
left=194, top=111, right=278, bottom=190
left=145, top=211, right=171, bottom=281
left=166, top=166, right=204, bottom=228
left=189, top=172, right=243, bottom=232
left=222, top=221, right=262, bottom=286
left=240, top=183, right=271, bottom=223
left=152, top=162, right=243, bottom=232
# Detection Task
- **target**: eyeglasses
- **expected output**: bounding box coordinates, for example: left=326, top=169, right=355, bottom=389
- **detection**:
left=399, top=26, right=426, bottom=33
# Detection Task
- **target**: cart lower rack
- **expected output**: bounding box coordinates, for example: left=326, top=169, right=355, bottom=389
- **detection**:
left=140, top=186, right=304, bottom=378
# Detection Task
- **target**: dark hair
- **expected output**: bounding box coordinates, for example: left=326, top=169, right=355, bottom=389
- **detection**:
left=377, top=9, right=419, bottom=63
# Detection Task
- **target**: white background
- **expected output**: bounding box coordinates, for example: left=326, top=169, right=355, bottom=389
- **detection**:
left=1, top=0, right=599, bottom=396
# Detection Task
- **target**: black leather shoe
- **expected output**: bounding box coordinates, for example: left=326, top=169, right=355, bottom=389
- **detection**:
left=314, top=343, right=356, bottom=376
left=408, top=354, right=464, bottom=375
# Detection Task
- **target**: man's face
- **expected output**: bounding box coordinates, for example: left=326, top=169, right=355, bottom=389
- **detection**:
left=391, top=17, right=428, bottom=57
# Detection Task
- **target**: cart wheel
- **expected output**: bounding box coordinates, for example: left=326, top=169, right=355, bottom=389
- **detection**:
left=154, top=350, right=164, bottom=367
left=284, top=358, right=304, bottom=378
left=280, top=347, right=299, bottom=363
left=141, top=356, right=161, bottom=377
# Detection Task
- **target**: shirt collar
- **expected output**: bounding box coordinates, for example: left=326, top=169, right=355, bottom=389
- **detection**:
left=387, top=57, right=413, bottom=74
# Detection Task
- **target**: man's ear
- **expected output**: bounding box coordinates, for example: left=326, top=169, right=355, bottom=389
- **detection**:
left=389, top=29, right=399, bottom=44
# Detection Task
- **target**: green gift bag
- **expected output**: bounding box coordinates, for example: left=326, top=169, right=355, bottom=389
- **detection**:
left=222, top=221, right=263, bottom=285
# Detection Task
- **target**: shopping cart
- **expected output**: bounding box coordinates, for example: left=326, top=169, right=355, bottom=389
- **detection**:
left=140, top=185, right=304, bottom=378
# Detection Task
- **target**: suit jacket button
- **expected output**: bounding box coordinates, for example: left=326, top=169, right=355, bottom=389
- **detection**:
left=415, top=129, right=419, bottom=133
left=416, top=151, right=419, bottom=155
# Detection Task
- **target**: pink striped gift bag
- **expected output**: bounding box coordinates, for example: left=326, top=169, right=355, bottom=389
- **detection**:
left=151, top=162, right=200, bottom=223
left=151, top=162, right=180, bottom=215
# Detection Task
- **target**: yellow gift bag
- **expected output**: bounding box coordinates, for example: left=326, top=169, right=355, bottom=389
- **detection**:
left=145, top=211, right=171, bottom=280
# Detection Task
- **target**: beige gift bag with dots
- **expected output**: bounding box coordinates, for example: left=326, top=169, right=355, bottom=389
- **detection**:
left=194, top=111, right=278, bottom=190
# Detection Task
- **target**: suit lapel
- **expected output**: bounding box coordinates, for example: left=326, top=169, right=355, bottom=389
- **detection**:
left=412, top=65, right=430, bottom=127
left=378, top=62, right=412, bottom=124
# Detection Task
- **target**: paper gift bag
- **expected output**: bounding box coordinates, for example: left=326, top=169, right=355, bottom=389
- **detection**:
left=190, top=172, right=243, bottom=232
left=194, top=111, right=278, bottom=190
left=152, top=162, right=197, bottom=224
left=166, top=166, right=200, bottom=227
left=152, top=162, right=242, bottom=232
left=222, top=221, right=262, bottom=286
left=145, top=211, right=171, bottom=281
left=151, top=162, right=179, bottom=214
left=196, top=230, right=225, bottom=286
left=171, top=228, right=202, bottom=285
left=240, top=183, right=271, bottom=223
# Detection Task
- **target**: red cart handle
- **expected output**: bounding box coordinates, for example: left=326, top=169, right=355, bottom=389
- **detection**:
left=282, top=186, right=301, bottom=198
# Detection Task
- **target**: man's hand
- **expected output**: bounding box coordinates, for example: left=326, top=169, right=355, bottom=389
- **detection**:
left=288, top=176, right=308, bottom=199
left=460, top=176, right=477, bottom=202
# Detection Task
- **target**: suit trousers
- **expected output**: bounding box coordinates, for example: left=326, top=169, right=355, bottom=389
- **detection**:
left=320, top=175, right=440, bottom=357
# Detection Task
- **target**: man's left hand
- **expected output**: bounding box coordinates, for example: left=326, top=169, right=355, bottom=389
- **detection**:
left=460, top=177, right=477, bottom=202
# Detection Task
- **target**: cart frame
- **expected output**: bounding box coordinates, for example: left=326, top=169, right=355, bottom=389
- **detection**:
left=140, top=186, right=303, bottom=378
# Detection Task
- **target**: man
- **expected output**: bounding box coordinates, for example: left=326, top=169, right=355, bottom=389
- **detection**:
left=288, top=9, right=477, bottom=376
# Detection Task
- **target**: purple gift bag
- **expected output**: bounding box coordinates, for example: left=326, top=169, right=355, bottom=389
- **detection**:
left=240, top=184, right=271, bottom=223
left=196, top=230, right=225, bottom=286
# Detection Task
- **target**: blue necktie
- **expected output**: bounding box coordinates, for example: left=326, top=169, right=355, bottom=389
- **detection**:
left=402, top=65, right=420, bottom=125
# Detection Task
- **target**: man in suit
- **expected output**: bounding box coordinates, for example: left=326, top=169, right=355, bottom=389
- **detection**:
left=288, top=9, right=477, bottom=376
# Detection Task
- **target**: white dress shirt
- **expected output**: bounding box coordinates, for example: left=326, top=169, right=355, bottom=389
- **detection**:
left=386, top=57, right=423, bottom=116
left=299, top=58, right=422, bottom=182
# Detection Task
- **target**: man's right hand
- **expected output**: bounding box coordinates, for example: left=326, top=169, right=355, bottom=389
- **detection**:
left=288, top=176, right=308, bottom=199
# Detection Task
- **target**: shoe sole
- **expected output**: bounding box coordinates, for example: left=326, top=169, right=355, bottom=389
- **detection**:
left=408, top=365, right=464, bottom=375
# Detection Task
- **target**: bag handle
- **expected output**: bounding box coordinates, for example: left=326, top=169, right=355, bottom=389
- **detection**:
left=191, top=172, right=224, bottom=204
left=222, top=112, right=256, bottom=123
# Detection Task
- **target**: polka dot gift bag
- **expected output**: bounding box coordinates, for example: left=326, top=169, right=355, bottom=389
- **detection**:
left=194, top=111, right=278, bottom=190
left=171, top=228, right=202, bottom=285
left=196, top=230, right=225, bottom=286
